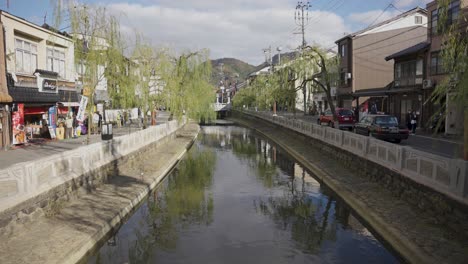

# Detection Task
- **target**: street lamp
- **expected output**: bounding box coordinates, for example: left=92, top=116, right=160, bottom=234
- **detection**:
left=276, top=47, right=283, bottom=66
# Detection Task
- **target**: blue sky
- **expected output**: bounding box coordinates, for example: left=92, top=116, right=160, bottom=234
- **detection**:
left=1, top=0, right=432, bottom=64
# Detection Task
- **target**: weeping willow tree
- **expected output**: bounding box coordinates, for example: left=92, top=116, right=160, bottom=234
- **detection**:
left=51, top=1, right=131, bottom=142
left=157, top=49, right=216, bottom=123
left=431, top=0, right=468, bottom=159
left=234, top=47, right=337, bottom=119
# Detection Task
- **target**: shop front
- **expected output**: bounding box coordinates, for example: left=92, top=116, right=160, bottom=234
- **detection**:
left=7, top=71, right=80, bottom=144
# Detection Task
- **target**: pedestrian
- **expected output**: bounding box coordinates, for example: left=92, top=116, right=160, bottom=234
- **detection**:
left=92, top=112, right=99, bottom=134
left=72, top=114, right=78, bottom=138
left=65, top=114, right=73, bottom=139
left=370, top=102, right=378, bottom=114
left=406, top=111, right=412, bottom=131
left=98, top=112, right=103, bottom=134
left=410, top=111, right=417, bottom=134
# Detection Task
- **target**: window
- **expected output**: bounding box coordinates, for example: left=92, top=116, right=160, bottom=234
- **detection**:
left=395, top=59, right=424, bottom=86
left=47, top=48, right=66, bottom=77
left=447, top=0, right=460, bottom=25
left=15, top=39, right=37, bottom=74
left=415, top=16, right=423, bottom=24
left=340, top=68, right=347, bottom=86
left=430, top=52, right=445, bottom=75
left=431, top=9, right=438, bottom=34
left=340, top=43, right=346, bottom=57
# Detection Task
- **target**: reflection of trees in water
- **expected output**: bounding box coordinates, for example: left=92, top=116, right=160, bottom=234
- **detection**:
left=255, top=176, right=338, bottom=255
left=127, top=148, right=216, bottom=263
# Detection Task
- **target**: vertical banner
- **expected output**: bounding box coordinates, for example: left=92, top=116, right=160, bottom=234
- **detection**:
left=12, top=103, right=25, bottom=145
left=48, top=106, right=56, bottom=128
left=76, top=96, right=88, bottom=122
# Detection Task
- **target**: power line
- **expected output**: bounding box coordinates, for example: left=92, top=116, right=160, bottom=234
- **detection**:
left=295, top=1, right=312, bottom=49
left=353, top=22, right=429, bottom=52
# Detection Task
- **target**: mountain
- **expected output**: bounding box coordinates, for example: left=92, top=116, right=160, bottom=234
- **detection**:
left=210, top=58, right=256, bottom=86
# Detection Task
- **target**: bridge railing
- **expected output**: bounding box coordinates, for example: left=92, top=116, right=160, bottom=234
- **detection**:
left=239, top=109, right=468, bottom=204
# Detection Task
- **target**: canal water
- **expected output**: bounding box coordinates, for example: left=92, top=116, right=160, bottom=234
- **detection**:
left=88, top=126, right=399, bottom=264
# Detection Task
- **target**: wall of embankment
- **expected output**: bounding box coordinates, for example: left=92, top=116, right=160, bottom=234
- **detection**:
left=233, top=110, right=468, bottom=232
left=0, top=119, right=186, bottom=231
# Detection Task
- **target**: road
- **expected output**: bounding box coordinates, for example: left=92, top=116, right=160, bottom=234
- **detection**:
left=257, top=110, right=463, bottom=159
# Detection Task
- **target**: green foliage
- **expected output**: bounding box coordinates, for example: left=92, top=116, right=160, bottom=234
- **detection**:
left=157, top=49, right=216, bottom=122
left=210, top=58, right=256, bottom=85
left=233, top=46, right=338, bottom=116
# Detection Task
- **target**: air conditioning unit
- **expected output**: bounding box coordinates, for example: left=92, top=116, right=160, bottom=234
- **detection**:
left=346, top=73, right=352, bottom=79
left=423, top=79, right=433, bottom=88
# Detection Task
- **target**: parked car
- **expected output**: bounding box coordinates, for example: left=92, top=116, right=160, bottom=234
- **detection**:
left=354, top=115, right=409, bottom=143
left=317, top=108, right=356, bottom=130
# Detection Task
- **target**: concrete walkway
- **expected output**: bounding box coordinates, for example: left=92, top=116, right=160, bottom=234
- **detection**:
left=0, top=122, right=199, bottom=264
left=0, top=112, right=171, bottom=170
left=230, top=115, right=468, bottom=264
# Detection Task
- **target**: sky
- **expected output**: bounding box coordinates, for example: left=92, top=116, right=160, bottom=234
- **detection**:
left=1, top=0, right=432, bottom=65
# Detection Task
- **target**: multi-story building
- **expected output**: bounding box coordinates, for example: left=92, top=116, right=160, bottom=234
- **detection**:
left=385, top=0, right=467, bottom=133
left=1, top=11, right=77, bottom=145
left=425, top=0, right=467, bottom=134
left=335, top=7, right=428, bottom=112
left=0, top=20, right=12, bottom=149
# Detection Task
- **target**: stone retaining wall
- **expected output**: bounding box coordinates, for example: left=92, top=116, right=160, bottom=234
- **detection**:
left=236, top=110, right=468, bottom=208
left=0, top=119, right=185, bottom=228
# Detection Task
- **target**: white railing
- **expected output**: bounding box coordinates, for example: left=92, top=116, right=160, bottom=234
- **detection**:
left=240, top=109, right=468, bottom=204
left=0, top=119, right=186, bottom=214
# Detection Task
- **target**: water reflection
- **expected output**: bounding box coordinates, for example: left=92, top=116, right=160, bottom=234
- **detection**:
left=89, top=126, right=397, bottom=264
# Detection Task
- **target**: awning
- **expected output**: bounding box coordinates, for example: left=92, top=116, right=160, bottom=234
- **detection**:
left=353, top=87, right=389, bottom=97
left=24, top=106, right=47, bottom=115
left=8, top=86, right=60, bottom=103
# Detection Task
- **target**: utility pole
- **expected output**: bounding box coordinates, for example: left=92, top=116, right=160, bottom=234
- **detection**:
left=263, top=46, right=272, bottom=73
left=295, top=1, right=312, bottom=49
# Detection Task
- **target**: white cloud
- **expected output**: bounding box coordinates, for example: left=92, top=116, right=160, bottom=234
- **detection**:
left=107, top=2, right=350, bottom=65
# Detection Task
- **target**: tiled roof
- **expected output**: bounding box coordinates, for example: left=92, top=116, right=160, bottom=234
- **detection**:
left=385, top=41, right=430, bottom=61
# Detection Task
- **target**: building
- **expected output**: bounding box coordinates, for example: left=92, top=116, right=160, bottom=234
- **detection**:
left=335, top=7, right=428, bottom=112
left=1, top=11, right=77, bottom=145
left=0, top=20, right=12, bottom=149
left=425, top=0, right=467, bottom=134
left=384, top=0, right=467, bottom=133
left=385, top=41, right=430, bottom=127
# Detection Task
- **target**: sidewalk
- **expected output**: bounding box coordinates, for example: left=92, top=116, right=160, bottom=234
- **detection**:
left=257, top=110, right=463, bottom=159
left=0, top=112, right=170, bottom=170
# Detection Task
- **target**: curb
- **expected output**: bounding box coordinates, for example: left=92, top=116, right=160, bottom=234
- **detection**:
left=232, top=116, right=433, bottom=264
left=63, top=124, right=201, bottom=264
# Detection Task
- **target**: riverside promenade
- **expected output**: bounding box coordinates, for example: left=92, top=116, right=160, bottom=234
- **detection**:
left=0, top=121, right=199, bottom=264
left=0, top=111, right=171, bottom=170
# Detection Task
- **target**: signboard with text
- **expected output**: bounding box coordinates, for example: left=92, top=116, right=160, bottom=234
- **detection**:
left=12, top=104, right=25, bottom=145
left=42, top=79, right=57, bottom=92
left=76, top=96, right=88, bottom=122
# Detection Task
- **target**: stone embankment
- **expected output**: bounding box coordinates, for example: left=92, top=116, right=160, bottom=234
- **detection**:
left=231, top=112, right=468, bottom=264
left=0, top=121, right=199, bottom=264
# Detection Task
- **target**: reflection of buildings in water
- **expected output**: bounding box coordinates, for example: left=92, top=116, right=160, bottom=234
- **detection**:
left=293, top=163, right=321, bottom=195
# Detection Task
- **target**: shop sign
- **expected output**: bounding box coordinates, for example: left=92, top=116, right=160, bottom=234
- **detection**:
left=76, top=96, right=88, bottom=122
left=12, top=103, right=26, bottom=145
left=42, top=79, right=57, bottom=92
left=48, top=106, right=57, bottom=128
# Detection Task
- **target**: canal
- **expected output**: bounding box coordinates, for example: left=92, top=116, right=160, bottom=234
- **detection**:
left=87, top=125, right=399, bottom=264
